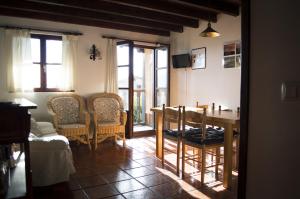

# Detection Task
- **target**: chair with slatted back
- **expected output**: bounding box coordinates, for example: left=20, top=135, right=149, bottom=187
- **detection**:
left=181, top=107, right=224, bottom=185
left=233, top=107, right=240, bottom=170
left=162, top=104, right=182, bottom=175
left=196, top=101, right=209, bottom=109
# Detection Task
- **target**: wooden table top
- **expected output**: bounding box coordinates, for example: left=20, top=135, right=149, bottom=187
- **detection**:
left=151, top=106, right=240, bottom=124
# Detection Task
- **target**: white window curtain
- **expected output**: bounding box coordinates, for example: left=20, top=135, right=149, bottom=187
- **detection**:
left=3, top=29, right=33, bottom=92
left=105, top=39, right=118, bottom=93
left=61, top=35, right=78, bottom=91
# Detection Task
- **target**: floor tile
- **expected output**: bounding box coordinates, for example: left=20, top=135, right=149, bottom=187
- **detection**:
left=105, top=195, right=126, bottom=199
left=124, top=166, right=157, bottom=178
left=33, top=136, right=237, bottom=199
left=84, top=184, right=119, bottom=199
left=102, top=170, right=132, bottom=183
left=122, top=188, right=161, bottom=199
left=136, top=173, right=170, bottom=187
left=128, top=152, right=150, bottom=160
left=118, top=160, right=143, bottom=169
left=149, top=182, right=183, bottom=198
left=72, top=168, right=97, bottom=178
left=77, top=175, right=107, bottom=188
left=88, top=164, right=120, bottom=175
left=168, top=191, right=199, bottom=199
left=134, top=157, right=160, bottom=166
left=68, top=177, right=81, bottom=191
left=113, top=178, right=146, bottom=193
left=72, top=190, right=89, bottom=199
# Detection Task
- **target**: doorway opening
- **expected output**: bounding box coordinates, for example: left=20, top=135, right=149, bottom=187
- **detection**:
left=117, top=41, right=170, bottom=137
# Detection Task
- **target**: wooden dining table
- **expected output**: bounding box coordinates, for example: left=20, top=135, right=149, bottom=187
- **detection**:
left=151, top=106, right=240, bottom=189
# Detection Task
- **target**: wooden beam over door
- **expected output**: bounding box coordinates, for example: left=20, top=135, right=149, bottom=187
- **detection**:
left=0, top=7, right=170, bottom=36
left=0, top=0, right=183, bottom=32
left=26, top=0, right=199, bottom=28
left=106, top=0, right=218, bottom=22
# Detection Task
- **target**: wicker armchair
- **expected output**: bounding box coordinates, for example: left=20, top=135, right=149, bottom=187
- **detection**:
left=87, top=93, right=127, bottom=149
left=47, top=94, right=91, bottom=149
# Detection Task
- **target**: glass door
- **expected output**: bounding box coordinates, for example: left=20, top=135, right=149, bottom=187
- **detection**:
left=155, top=46, right=169, bottom=107
left=133, top=47, right=154, bottom=132
left=117, top=41, right=169, bottom=137
left=117, top=41, right=133, bottom=137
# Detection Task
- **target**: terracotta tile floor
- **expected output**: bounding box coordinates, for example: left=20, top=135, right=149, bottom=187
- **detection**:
left=33, top=136, right=237, bottom=199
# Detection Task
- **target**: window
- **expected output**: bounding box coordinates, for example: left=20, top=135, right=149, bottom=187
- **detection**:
left=31, top=34, right=65, bottom=92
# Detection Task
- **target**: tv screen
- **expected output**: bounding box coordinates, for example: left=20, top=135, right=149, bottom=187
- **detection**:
left=172, top=54, right=191, bottom=68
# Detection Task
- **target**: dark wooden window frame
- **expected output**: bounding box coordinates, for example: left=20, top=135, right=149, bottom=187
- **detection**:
left=31, top=34, right=73, bottom=92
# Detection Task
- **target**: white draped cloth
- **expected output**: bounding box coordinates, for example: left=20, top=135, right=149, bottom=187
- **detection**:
left=105, top=39, right=118, bottom=93
left=0, top=29, right=33, bottom=92
left=60, top=35, right=77, bottom=91
left=29, top=121, right=75, bottom=187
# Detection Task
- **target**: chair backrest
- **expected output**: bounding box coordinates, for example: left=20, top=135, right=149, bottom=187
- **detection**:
left=47, top=94, right=85, bottom=125
left=88, top=93, right=124, bottom=123
left=196, top=101, right=209, bottom=109
left=162, top=104, right=182, bottom=133
left=183, top=106, right=207, bottom=139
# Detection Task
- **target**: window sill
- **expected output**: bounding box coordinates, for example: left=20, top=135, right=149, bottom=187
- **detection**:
left=34, top=88, right=75, bottom=92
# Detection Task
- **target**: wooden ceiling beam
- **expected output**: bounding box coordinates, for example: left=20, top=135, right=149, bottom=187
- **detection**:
left=173, top=0, right=240, bottom=16
left=0, top=1, right=183, bottom=32
left=105, top=0, right=218, bottom=21
left=0, top=7, right=170, bottom=36
left=26, top=0, right=199, bottom=27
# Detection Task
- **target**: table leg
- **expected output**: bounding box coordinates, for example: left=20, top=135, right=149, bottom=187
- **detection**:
left=155, top=112, right=163, bottom=159
left=223, top=123, right=233, bottom=189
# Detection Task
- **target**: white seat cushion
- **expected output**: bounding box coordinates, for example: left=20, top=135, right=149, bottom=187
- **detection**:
left=58, top=123, right=86, bottom=129
left=29, top=135, right=69, bottom=151
left=97, top=121, right=121, bottom=126
left=31, top=119, right=57, bottom=137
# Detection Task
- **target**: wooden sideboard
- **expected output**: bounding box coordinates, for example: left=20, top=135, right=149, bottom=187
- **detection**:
left=0, top=99, right=37, bottom=199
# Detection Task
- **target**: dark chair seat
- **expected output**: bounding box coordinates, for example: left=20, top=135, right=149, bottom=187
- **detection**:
left=185, top=128, right=224, bottom=145
left=233, top=129, right=239, bottom=136
left=164, top=127, right=203, bottom=138
left=163, top=129, right=180, bottom=137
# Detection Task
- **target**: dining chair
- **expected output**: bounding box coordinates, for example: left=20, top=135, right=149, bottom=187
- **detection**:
left=196, top=101, right=209, bottom=109
left=233, top=107, right=240, bottom=170
left=181, top=107, right=224, bottom=185
left=162, top=104, right=182, bottom=175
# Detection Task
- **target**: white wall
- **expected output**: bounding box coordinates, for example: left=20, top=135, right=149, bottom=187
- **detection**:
left=246, top=1, right=300, bottom=198
left=0, top=16, right=169, bottom=121
left=170, top=14, right=241, bottom=109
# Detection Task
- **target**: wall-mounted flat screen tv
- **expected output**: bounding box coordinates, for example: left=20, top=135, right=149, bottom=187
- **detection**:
left=172, top=54, right=191, bottom=68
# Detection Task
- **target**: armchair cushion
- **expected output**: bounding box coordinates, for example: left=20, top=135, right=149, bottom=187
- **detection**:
left=97, top=121, right=121, bottom=126
left=58, top=124, right=86, bottom=129
left=31, top=118, right=56, bottom=137
left=51, top=97, right=80, bottom=124
left=93, top=98, right=121, bottom=123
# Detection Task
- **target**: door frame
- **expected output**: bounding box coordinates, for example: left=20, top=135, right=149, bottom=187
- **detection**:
left=238, top=0, right=250, bottom=198
left=117, top=40, right=134, bottom=138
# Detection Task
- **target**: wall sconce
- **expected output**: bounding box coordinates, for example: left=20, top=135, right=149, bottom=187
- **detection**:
left=89, top=44, right=101, bottom=61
